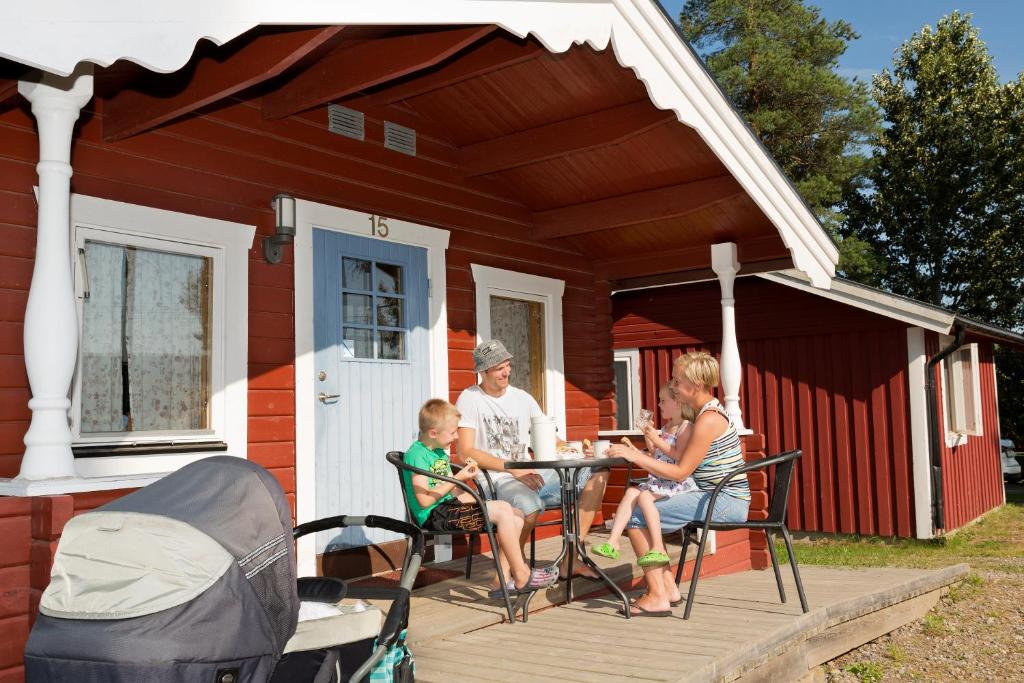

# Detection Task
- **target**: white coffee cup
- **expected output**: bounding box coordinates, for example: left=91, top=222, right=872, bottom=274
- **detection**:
left=593, top=439, right=611, bottom=459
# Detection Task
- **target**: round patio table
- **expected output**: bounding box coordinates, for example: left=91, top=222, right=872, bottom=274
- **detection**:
left=505, top=456, right=631, bottom=618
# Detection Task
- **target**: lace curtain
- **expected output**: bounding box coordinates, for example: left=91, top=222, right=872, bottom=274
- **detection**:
left=489, top=296, right=544, bottom=408
left=80, top=241, right=211, bottom=434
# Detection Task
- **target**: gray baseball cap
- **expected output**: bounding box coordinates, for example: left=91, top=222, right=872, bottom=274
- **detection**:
left=473, top=340, right=513, bottom=373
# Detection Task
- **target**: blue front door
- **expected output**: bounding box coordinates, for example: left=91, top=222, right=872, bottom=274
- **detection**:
left=313, top=229, right=430, bottom=552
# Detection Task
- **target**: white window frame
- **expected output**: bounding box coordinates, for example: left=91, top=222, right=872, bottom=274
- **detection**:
left=601, top=348, right=643, bottom=436
left=939, top=338, right=984, bottom=447
left=470, top=264, right=566, bottom=437
left=69, top=193, right=254, bottom=478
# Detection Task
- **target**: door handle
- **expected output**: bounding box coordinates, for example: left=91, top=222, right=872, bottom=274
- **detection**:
left=318, top=392, right=341, bottom=403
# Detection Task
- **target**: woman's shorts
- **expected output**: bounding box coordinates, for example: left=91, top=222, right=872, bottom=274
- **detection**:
left=424, top=501, right=487, bottom=532
left=626, top=489, right=749, bottom=530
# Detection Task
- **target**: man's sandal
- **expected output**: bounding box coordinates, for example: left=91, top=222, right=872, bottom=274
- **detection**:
left=591, top=543, right=620, bottom=560
left=636, top=550, right=671, bottom=567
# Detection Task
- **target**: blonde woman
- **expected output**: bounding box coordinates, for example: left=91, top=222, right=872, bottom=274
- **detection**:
left=607, top=351, right=750, bottom=617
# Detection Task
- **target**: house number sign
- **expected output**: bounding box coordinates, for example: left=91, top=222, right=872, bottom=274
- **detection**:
left=368, top=214, right=389, bottom=238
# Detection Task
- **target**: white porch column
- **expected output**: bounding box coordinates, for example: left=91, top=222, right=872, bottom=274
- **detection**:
left=711, top=242, right=749, bottom=433
left=16, top=66, right=93, bottom=481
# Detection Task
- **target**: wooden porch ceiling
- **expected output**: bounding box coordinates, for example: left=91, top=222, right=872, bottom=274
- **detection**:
left=84, top=24, right=792, bottom=282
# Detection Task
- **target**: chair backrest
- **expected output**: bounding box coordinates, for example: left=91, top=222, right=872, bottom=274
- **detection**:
left=765, top=450, right=802, bottom=524
left=385, top=451, right=417, bottom=525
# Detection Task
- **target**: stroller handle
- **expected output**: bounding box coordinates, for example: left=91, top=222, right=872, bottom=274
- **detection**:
left=292, top=514, right=423, bottom=683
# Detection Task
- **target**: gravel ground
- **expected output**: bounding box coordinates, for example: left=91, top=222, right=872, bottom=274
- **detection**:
left=819, top=483, right=1024, bottom=682
left=825, top=570, right=1024, bottom=682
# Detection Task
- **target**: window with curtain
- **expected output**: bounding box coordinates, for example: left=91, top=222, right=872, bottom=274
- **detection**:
left=78, top=239, right=213, bottom=436
left=942, top=343, right=983, bottom=437
left=489, top=295, right=545, bottom=410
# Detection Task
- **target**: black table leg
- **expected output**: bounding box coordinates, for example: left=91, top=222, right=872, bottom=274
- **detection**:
left=563, top=467, right=631, bottom=618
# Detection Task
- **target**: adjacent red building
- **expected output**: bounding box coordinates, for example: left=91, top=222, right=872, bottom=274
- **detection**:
left=612, top=272, right=1022, bottom=540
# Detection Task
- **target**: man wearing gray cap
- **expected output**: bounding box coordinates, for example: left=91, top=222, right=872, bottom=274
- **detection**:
left=456, top=340, right=609, bottom=591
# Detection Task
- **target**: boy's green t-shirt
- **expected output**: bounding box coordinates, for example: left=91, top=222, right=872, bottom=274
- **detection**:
left=402, top=440, right=455, bottom=526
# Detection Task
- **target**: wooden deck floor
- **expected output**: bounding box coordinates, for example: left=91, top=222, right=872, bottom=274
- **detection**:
left=382, top=533, right=968, bottom=682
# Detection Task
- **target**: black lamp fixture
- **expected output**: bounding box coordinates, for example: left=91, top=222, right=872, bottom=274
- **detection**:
left=264, top=193, right=296, bottom=264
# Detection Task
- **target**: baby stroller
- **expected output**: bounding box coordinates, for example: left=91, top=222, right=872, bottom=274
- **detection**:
left=23, top=456, right=422, bottom=683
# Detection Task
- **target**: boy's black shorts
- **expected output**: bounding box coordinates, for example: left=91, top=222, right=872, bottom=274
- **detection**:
left=424, top=501, right=487, bottom=532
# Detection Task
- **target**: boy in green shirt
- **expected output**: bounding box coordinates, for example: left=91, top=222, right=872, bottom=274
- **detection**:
left=403, top=399, right=557, bottom=594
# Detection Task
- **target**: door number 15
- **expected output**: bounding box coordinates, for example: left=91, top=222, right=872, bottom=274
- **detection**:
left=368, top=214, right=390, bottom=238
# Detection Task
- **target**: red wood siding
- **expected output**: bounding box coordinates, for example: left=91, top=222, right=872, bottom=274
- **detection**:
left=614, top=279, right=918, bottom=537
left=925, top=332, right=1004, bottom=531
left=0, top=95, right=611, bottom=487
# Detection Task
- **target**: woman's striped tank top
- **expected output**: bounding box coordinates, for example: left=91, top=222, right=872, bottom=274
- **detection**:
left=691, top=399, right=750, bottom=500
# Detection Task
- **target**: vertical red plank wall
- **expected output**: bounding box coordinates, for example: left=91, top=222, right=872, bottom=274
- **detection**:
left=613, top=279, right=918, bottom=537
left=925, top=332, right=1004, bottom=531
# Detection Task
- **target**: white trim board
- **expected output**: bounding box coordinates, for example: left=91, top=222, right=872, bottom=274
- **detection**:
left=906, top=327, right=933, bottom=539
left=6, top=0, right=836, bottom=289
left=293, top=199, right=450, bottom=576
left=471, top=264, right=567, bottom=438
left=758, top=271, right=956, bottom=333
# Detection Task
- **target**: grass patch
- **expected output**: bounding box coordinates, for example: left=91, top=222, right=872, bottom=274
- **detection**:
left=845, top=661, right=885, bottom=682
left=885, top=644, right=906, bottom=663
left=921, top=613, right=947, bottom=636
left=775, top=494, right=1024, bottom=573
left=947, top=573, right=985, bottom=602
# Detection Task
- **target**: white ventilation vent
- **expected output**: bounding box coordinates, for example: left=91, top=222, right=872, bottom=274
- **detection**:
left=383, top=122, right=416, bottom=156
left=328, top=105, right=364, bottom=141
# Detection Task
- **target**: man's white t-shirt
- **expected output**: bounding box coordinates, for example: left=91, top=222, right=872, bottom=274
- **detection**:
left=455, top=384, right=544, bottom=484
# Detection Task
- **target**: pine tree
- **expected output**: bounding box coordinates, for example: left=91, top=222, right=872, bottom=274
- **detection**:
left=679, top=0, right=881, bottom=277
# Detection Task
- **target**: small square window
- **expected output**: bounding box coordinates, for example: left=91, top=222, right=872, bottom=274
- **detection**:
left=339, top=258, right=407, bottom=361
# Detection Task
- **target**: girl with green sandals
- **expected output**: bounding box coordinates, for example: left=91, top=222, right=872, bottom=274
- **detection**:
left=593, top=384, right=697, bottom=567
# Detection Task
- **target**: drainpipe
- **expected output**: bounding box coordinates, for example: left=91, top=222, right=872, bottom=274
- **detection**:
left=924, top=326, right=965, bottom=532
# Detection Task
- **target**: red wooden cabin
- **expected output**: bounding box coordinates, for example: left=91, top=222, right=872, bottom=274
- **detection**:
left=612, top=272, right=1023, bottom=540
left=0, top=3, right=842, bottom=678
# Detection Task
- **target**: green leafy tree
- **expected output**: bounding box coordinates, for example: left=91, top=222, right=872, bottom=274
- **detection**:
left=679, top=0, right=882, bottom=277
left=846, top=12, right=1024, bottom=441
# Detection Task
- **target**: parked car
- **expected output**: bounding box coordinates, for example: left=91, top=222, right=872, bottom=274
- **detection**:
left=1001, top=439, right=1021, bottom=482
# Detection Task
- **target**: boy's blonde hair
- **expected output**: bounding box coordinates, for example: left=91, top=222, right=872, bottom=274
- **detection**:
left=418, top=398, right=460, bottom=433
left=674, top=351, right=720, bottom=391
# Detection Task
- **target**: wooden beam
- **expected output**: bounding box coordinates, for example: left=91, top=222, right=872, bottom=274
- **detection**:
left=345, top=33, right=545, bottom=109
left=458, top=99, right=676, bottom=177
left=262, top=25, right=496, bottom=120
left=0, top=79, right=19, bottom=107
left=609, top=257, right=793, bottom=293
left=595, top=235, right=786, bottom=281
left=533, top=175, right=745, bottom=240
left=102, top=26, right=346, bottom=141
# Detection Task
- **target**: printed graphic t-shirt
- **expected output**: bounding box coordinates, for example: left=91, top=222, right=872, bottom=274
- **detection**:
left=402, top=440, right=455, bottom=526
left=455, top=384, right=544, bottom=484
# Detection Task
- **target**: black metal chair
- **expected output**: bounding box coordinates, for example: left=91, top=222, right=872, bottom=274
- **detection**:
left=676, top=449, right=809, bottom=619
left=385, top=451, right=524, bottom=623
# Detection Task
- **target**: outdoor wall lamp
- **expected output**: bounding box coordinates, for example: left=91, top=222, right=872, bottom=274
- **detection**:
left=264, top=193, right=296, bottom=264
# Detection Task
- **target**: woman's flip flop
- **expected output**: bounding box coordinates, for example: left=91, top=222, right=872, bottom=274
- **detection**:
left=618, top=604, right=672, bottom=617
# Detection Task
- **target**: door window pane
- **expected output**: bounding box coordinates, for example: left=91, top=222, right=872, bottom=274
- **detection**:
left=489, top=296, right=545, bottom=410
left=376, top=297, right=404, bottom=328
left=79, top=240, right=211, bottom=434
left=343, top=293, right=372, bottom=325
left=339, top=258, right=407, bottom=361
left=342, top=328, right=373, bottom=359
left=379, top=331, right=405, bottom=360
left=342, top=258, right=371, bottom=290
left=376, top=263, right=403, bottom=294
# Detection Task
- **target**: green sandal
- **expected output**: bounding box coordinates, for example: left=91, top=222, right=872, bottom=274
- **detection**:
left=636, top=550, right=671, bottom=567
left=591, top=543, right=620, bottom=560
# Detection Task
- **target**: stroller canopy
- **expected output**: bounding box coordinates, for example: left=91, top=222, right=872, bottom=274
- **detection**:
left=26, top=456, right=299, bottom=682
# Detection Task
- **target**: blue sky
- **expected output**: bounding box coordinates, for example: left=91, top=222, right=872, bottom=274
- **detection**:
left=657, top=1, right=1024, bottom=84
